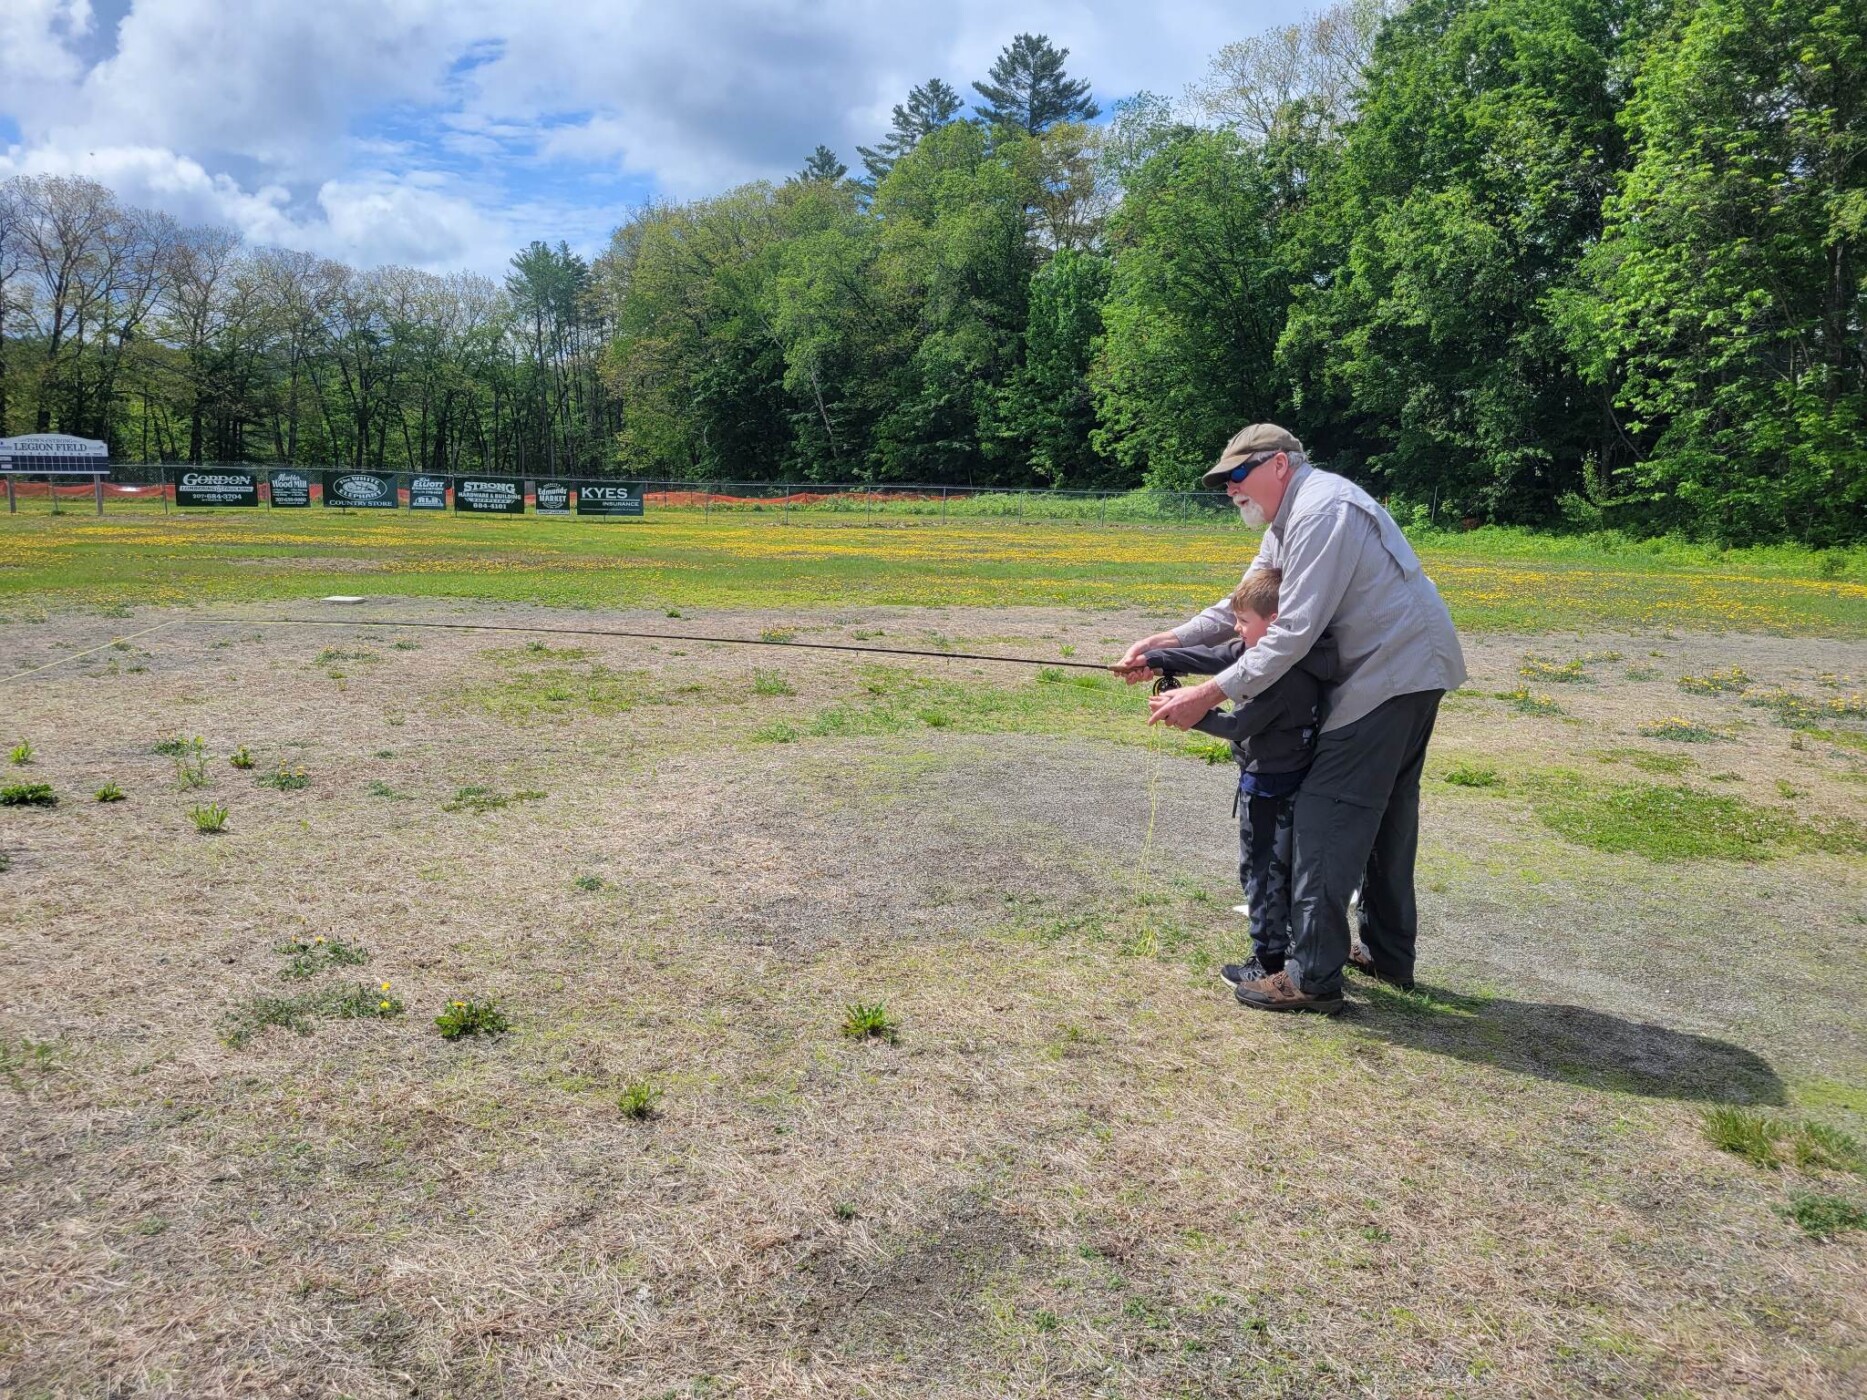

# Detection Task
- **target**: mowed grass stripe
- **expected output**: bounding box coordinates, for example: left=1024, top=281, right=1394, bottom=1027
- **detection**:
left=2, top=512, right=1864, bottom=634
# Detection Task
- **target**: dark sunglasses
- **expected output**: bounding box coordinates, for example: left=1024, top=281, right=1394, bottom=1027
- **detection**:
left=1221, top=453, right=1278, bottom=483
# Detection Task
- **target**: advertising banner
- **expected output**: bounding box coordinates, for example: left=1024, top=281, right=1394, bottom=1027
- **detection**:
left=455, top=475, right=525, bottom=514
left=268, top=469, right=311, bottom=507
left=534, top=479, right=572, bottom=516
left=175, top=469, right=259, bottom=507
left=322, top=471, right=399, bottom=509
left=573, top=480, right=645, bottom=517
left=409, top=475, right=449, bottom=510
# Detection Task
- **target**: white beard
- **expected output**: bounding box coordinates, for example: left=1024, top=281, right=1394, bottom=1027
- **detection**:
left=1236, top=499, right=1269, bottom=528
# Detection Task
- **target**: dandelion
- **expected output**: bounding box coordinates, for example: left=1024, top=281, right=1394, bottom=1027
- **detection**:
left=379, top=1000, right=392, bottom=1011
left=380, top=981, right=392, bottom=992
left=453, top=1000, right=466, bottom=1008
left=313, top=935, right=325, bottom=945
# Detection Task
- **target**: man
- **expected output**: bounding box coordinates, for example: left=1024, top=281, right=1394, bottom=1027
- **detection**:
left=1115, top=424, right=1466, bottom=1013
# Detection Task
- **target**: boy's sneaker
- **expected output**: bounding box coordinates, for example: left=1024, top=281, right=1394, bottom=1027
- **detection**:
left=1219, top=956, right=1282, bottom=988
left=1348, top=940, right=1415, bottom=992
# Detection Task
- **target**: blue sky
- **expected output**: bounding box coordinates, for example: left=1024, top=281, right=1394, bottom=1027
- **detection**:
left=0, top=0, right=1308, bottom=275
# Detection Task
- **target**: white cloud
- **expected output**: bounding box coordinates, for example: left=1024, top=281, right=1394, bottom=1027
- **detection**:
left=1, top=0, right=1304, bottom=271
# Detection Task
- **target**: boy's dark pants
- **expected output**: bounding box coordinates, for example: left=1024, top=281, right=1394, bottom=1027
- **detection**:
left=1237, top=790, right=1296, bottom=968
left=1285, top=689, right=1445, bottom=997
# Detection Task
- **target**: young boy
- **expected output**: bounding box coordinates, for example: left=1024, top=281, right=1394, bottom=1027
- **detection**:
left=1144, top=568, right=1338, bottom=987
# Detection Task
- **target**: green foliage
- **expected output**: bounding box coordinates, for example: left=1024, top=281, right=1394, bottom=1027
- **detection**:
left=1499, top=686, right=1564, bottom=716
left=228, top=746, right=256, bottom=770
left=751, top=670, right=796, bottom=697
left=1678, top=668, right=1752, bottom=696
left=93, top=782, right=125, bottom=803
left=1701, top=1106, right=1786, bottom=1169
left=573, top=874, right=605, bottom=892
left=1519, top=656, right=1587, bottom=683
left=841, top=1001, right=900, bottom=1044
left=168, top=736, right=210, bottom=790
left=9, top=740, right=34, bottom=765
left=436, top=997, right=510, bottom=1041
left=1636, top=718, right=1726, bottom=743
left=1443, top=761, right=1502, bottom=788
left=441, top=785, right=542, bottom=813
left=617, top=1079, right=663, bottom=1120
left=1, top=783, right=57, bottom=807
left=1780, top=1194, right=1867, bottom=1240
left=223, top=982, right=403, bottom=1048
left=275, top=934, right=369, bottom=981
left=188, top=802, right=229, bottom=833
left=1527, top=774, right=1866, bottom=861
left=1565, top=0, right=1867, bottom=545
left=257, top=758, right=310, bottom=791
left=971, top=32, right=1098, bottom=134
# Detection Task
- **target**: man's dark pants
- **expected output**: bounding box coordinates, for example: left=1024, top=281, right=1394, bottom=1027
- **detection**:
left=1285, top=690, right=1445, bottom=997
left=1237, top=789, right=1295, bottom=970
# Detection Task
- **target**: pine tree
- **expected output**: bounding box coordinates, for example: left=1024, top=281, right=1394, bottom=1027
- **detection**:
left=857, top=79, right=965, bottom=186
left=971, top=34, right=1098, bottom=134
left=797, top=146, right=848, bottom=183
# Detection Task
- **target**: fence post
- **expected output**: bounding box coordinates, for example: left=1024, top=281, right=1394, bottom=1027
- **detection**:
left=783, top=483, right=790, bottom=523
left=704, top=483, right=712, bottom=520
left=1180, top=493, right=1189, bottom=523
left=161, top=466, right=169, bottom=514
left=94, top=473, right=103, bottom=515
left=941, top=486, right=948, bottom=521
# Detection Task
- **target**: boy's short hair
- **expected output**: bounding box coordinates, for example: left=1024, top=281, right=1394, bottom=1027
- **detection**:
left=1231, top=567, right=1282, bottom=619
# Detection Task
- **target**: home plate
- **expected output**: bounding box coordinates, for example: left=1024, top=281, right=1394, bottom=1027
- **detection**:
left=319, top=596, right=367, bottom=604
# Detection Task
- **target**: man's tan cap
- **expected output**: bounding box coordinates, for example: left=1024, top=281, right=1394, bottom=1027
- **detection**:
left=1201, top=423, right=1304, bottom=487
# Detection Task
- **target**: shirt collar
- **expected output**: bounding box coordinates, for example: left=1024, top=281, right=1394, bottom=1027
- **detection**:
left=1270, top=464, right=1313, bottom=537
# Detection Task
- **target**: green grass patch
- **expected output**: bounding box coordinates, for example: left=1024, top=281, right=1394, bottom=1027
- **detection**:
left=841, top=1001, right=900, bottom=1044
left=1442, top=761, right=1502, bottom=788
left=1519, top=655, right=1587, bottom=683
left=1497, top=686, right=1564, bottom=716
left=1523, top=773, right=1867, bottom=862
left=188, top=802, right=229, bottom=833
left=436, top=997, right=509, bottom=1041
left=1, top=782, right=57, bottom=807
left=275, top=934, right=369, bottom=981
left=617, top=1079, right=663, bottom=1120
left=93, top=781, right=125, bottom=802
left=1779, top=1194, right=1867, bottom=1240
left=223, top=982, right=403, bottom=1048
left=751, top=670, right=796, bottom=697
left=1593, top=747, right=1694, bottom=775
left=1637, top=717, right=1729, bottom=742
left=9, top=739, right=34, bottom=765
left=1701, top=1106, right=1787, bottom=1169
left=1742, top=686, right=1867, bottom=728
left=1678, top=668, right=1752, bottom=695
left=453, top=656, right=655, bottom=721
left=441, top=785, right=544, bottom=814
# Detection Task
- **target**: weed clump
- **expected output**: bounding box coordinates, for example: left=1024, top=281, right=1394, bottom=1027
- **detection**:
left=1498, top=686, right=1564, bottom=716
left=94, top=782, right=125, bottom=802
left=436, top=998, right=509, bottom=1041
left=257, top=758, right=310, bottom=791
left=1519, top=656, right=1587, bottom=683
left=841, top=1001, right=900, bottom=1044
left=1443, top=762, right=1502, bottom=788
left=1638, top=717, right=1727, bottom=743
left=752, top=670, right=796, bottom=697
left=573, top=874, right=605, bottom=892
left=228, top=746, right=255, bottom=770
left=9, top=740, right=34, bottom=765
left=276, top=934, right=369, bottom=980
left=1701, top=1107, right=1786, bottom=1169
left=223, top=981, right=403, bottom=1047
left=1779, top=1194, right=1867, bottom=1240
left=152, top=735, right=199, bottom=758
left=2, top=782, right=56, bottom=807
left=443, top=785, right=507, bottom=813
left=617, top=1079, right=662, bottom=1120
left=1678, top=668, right=1752, bottom=695
left=189, top=802, right=229, bottom=834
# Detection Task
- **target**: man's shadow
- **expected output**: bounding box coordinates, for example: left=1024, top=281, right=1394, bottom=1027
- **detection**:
left=1345, top=982, right=1786, bottom=1105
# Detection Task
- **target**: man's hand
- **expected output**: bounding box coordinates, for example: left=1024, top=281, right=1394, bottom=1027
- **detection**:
left=1148, top=678, right=1224, bottom=730
left=1112, top=632, right=1179, bottom=684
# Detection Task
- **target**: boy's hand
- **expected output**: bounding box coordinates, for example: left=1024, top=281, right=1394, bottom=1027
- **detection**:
left=1148, top=678, right=1223, bottom=729
left=1113, top=632, right=1178, bottom=683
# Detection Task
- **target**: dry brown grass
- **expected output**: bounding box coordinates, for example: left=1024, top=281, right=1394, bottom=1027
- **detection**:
left=2, top=604, right=1864, bottom=1397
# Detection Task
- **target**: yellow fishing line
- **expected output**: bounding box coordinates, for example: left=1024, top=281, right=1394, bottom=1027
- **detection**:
left=1, top=619, right=179, bottom=683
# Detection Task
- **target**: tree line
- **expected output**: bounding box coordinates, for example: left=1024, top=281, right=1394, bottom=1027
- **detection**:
left=1, top=0, right=1860, bottom=544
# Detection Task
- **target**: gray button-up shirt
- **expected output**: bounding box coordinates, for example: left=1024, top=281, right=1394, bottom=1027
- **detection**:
left=1173, top=465, right=1467, bottom=731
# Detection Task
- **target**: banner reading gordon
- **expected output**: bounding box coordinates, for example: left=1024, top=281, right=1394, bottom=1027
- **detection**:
left=409, top=475, right=449, bottom=510
left=534, top=480, right=572, bottom=516
left=176, top=469, right=258, bottom=507
left=455, top=476, right=525, bottom=514
left=573, top=480, right=645, bottom=517
left=268, top=469, right=311, bottom=507
left=322, top=471, right=399, bottom=508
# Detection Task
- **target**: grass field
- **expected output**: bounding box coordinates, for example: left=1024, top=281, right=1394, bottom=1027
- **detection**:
left=3, top=514, right=1867, bottom=1397
left=2, top=511, right=1866, bottom=635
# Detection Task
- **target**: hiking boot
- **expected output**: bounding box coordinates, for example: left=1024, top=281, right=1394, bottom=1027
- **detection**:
left=1348, top=940, right=1415, bottom=992
left=1218, top=955, right=1283, bottom=989
left=1233, top=968, right=1344, bottom=1015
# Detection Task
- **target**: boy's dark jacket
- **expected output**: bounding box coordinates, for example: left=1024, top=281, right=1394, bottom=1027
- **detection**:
left=1144, top=634, right=1341, bottom=775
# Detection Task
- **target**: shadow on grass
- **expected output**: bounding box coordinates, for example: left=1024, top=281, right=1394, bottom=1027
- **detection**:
left=1347, top=980, right=1787, bottom=1105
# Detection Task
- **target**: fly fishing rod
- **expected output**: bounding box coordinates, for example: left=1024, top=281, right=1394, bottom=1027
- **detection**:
left=193, top=615, right=1116, bottom=671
